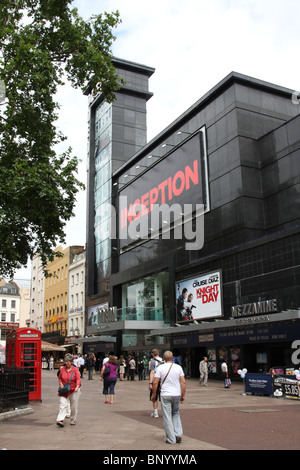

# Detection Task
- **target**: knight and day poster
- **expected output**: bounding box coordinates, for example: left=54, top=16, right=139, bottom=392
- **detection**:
left=176, top=270, right=223, bottom=323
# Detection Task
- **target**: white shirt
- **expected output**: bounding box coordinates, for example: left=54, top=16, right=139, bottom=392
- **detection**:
left=154, top=362, right=184, bottom=396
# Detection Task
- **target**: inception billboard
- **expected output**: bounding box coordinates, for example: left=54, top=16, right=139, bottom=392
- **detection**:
left=118, top=128, right=209, bottom=251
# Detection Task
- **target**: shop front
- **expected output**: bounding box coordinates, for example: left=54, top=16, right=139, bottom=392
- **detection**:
left=152, top=310, right=300, bottom=379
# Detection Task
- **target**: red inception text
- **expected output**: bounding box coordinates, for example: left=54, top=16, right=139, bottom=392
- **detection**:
left=121, top=159, right=199, bottom=229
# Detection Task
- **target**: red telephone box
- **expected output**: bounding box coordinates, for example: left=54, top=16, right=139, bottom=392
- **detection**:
left=6, top=328, right=42, bottom=401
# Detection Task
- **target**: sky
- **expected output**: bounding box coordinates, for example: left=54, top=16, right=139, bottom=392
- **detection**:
left=14, top=0, right=300, bottom=280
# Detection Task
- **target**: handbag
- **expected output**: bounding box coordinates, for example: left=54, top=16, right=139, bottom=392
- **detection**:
left=58, top=368, right=74, bottom=396
left=103, top=364, right=110, bottom=378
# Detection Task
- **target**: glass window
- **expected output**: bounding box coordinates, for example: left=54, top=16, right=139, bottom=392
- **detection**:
left=121, top=271, right=170, bottom=322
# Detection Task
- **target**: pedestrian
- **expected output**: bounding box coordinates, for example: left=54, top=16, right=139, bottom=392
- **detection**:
left=151, top=350, right=186, bottom=445
left=199, top=356, right=208, bottom=386
left=102, top=353, right=109, bottom=365
left=49, top=355, right=54, bottom=370
left=126, top=355, right=131, bottom=380
left=149, top=349, right=163, bottom=418
left=138, top=360, right=144, bottom=380
left=73, top=355, right=79, bottom=368
left=57, top=365, right=70, bottom=418
left=100, top=355, right=118, bottom=404
left=142, top=356, right=148, bottom=380
left=129, top=355, right=136, bottom=381
left=221, top=360, right=231, bottom=388
left=56, top=354, right=81, bottom=427
left=119, top=355, right=126, bottom=381
left=78, top=354, right=85, bottom=378
left=86, top=353, right=95, bottom=380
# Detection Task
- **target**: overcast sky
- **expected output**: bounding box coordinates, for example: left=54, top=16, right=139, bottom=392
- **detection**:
left=15, top=0, right=300, bottom=280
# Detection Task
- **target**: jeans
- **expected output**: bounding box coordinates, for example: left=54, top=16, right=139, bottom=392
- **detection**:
left=160, top=395, right=182, bottom=444
left=103, top=377, right=117, bottom=395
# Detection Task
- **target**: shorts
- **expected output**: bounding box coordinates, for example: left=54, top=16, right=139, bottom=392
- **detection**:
left=149, top=382, right=160, bottom=401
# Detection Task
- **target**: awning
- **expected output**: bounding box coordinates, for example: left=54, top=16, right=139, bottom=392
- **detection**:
left=41, top=341, right=66, bottom=352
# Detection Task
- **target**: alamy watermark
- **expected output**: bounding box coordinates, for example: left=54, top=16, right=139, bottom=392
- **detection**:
left=107, top=198, right=205, bottom=251
left=291, top=340, right=300, bottom=365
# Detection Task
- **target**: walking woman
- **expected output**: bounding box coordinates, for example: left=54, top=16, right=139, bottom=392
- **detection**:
left=100, top=355, right=118, bottom=404
left=56, top=354, right=81, bottom=427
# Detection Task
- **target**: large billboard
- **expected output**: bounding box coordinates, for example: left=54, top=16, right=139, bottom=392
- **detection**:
left=176, top=270, right=223, bottom=323
left=118, top=129, right=209, bottom=251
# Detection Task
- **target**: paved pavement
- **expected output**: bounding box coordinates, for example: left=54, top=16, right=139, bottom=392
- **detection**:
left=1, top=369, right=299, bottom=453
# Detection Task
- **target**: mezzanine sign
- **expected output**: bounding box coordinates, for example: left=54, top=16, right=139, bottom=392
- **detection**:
left=231, top=299, right=277, bottom=318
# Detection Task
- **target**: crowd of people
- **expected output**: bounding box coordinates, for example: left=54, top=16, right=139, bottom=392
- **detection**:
left=55, top=349, right=189, bottom=445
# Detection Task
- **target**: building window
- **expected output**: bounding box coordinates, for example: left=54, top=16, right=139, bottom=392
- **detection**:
left=121, top=271, right=170, bottom=323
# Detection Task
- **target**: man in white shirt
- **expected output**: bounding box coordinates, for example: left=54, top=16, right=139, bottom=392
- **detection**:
left=199, top=356, right=208, bottom=386
left=151, top=350, right=186, bottom=444
left=102, top=354, right=109, bottom=365
left=78, top=354, right=85, bottom=378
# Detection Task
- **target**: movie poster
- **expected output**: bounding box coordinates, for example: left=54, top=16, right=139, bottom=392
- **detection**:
left=176, top=270, right=223, bottom=323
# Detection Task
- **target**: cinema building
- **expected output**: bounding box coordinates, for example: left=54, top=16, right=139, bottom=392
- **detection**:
left=85, top=57, right=300, bottom=377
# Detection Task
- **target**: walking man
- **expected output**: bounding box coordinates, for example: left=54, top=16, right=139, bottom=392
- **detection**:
left=151, top=351, right=186, bottom=444
left=199, top=356, right=208, bottom=386
left=86, top=354, right=95, bottom=380
left=78, top=354, right=85, bottom=378
left=149, top=349, right=163, bottom=418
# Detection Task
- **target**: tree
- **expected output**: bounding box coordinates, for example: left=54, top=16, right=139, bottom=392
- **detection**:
left=0, top=0, right=122, bottom=277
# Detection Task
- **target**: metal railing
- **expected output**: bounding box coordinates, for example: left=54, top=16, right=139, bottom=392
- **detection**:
left=0, top=366, right=30, bottom=412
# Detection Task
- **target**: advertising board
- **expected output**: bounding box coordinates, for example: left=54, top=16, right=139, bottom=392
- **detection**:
left=176, top=270, right=223, bottom=323
left=118, top=129, right=209, bottom=251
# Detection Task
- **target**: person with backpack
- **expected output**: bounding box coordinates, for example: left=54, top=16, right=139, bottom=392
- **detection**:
left=100, top=355, right=118, bottom=404
left=149, top=349, right=163, bottom=418
left=86, top=354, right=95, bottom=380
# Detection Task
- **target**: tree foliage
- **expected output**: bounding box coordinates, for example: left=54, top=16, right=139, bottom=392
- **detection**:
left=0, top=0, right=122, bottom=276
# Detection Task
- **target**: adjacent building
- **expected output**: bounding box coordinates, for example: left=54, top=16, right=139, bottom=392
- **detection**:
left=43, top=245, right=84, bottom=338
left=0, top=279, right=20, bottom=338
left=68, top=250, right=86, bottom=341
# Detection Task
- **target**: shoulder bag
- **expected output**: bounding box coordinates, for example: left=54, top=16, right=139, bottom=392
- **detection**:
left=58, top=367, right=74, bottom=396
